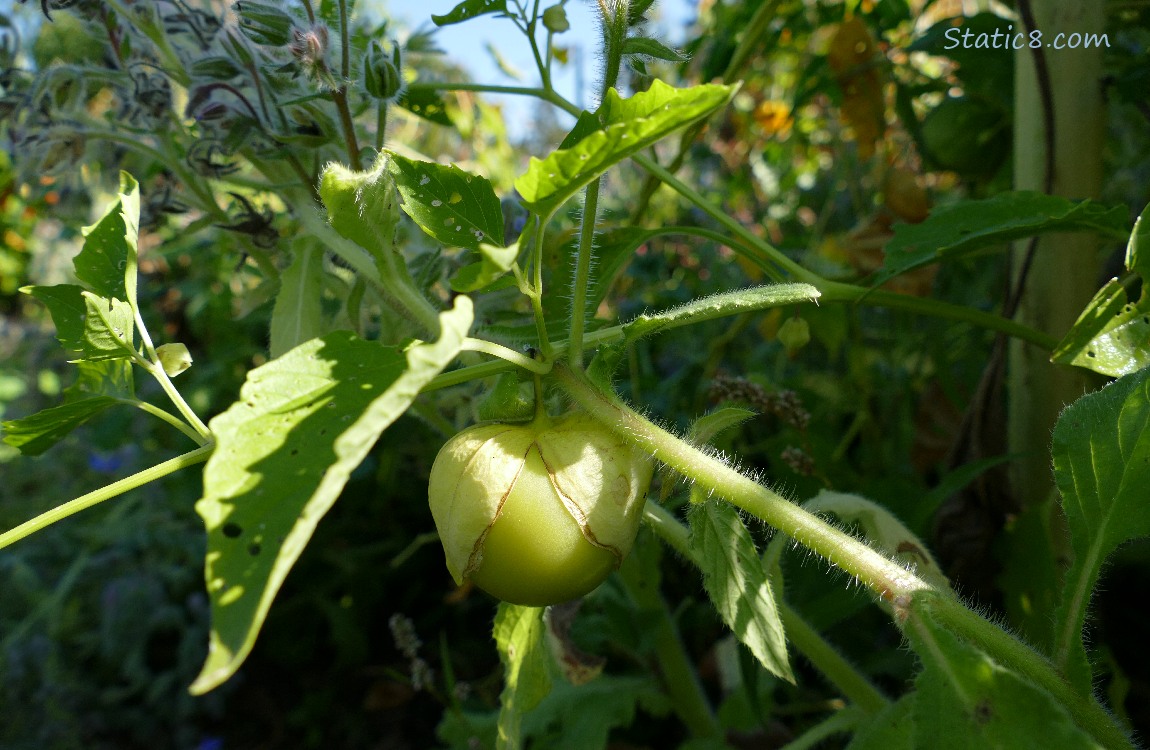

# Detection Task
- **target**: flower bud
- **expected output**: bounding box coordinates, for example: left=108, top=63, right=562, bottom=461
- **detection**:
left=428, top=413, right=653, bottom=606
left=364, top=41, right=404, bottom=101
left=156, top=343, right=193, bottom=377
left=542, top=4, right=570, bottom=34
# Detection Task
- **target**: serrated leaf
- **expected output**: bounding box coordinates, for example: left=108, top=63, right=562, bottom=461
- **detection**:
left=2, top=398, right=118, bottom=455
left=522, top=675, right=670, bottom=750
left=189, top=297, right=472, bottom=695
left=269, top=244, right=325, bottom=358
left=623, top=283, right=820, bottom=340
left=494, top=603, right=551, bottom=749
left=908, top=608, right=1099, bottom=750
left=557, top=110, right=602, bottom=151
left=23, top=285, right=135, bottom=361
left=1, top=360, right=133, bottom=455
left=1050, top=366, right=1150, bottom=694
left=514, top=80, right=735, bottom=216
left=74, top=172, right=140, bottom=308
left=386, top=151, right=505, bottom=251
left=1053, top=203, right=1150, bottom=377
left=880, top=192, right=1129, bottom=284
left=688, top=406, right=757, bottom=445
left=689, top=502, right=793, bottom=682
left=803, top=490, right=950, bottom=592
left=432, top=0, right=507, bottom=26
left=621, top=36, right=689, bottom=62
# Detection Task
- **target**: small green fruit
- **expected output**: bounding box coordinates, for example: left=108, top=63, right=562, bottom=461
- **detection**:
left=428, top=413, right=653, bottom=606
left=156, top=343, right=193, bottom=377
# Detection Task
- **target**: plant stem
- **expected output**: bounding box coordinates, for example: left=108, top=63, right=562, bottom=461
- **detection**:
left=461, top=338, right=552, bottom=374
left=916, top=592, right=1134, bottom=750
left=128, top=399, right=210, bottom=445
left=0, top=445, right=214, bottom=552
left=642, top=502, right=890, bottom=716
left=557, top=364, right=927, bottom=601
left=568, top=178, right=602, bottom=368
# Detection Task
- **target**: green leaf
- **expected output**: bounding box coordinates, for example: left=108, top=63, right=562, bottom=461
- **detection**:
left=802, top=490, right=950, bottom=592
left=687, top=406, right=757, bottom=445
left=1050, top=366, right=1150, bottom=694
left=386, top=151, right=506, bottom=251
left=73, top=172, right=140, bottom=308
left=494, top=603, right=552, bottom=749
left=432, top=0, right=507, bottom=26
left=623, top=283, right=820, bottom=340
left=449, top=241, right=520, bottom=292
left=269, top=243, right=325, bottom=358
left=557, top=110, right=602, bottom=150
left=23, top=285, right=135, bottom=361
left=514, top=80, right=735, bottom=216
left=1, top=360, right=133, bottom=455
left=689, top=502, right=793, bottom=682
left=396, top=86, right=454, bottom=126
left=879, top=192, right=1129, bottom=284
left=1053, top=203, right=1150, bottom=377
left=621, top=36, right=689, bottom=62
left=908, top=610, right=1098, bottom=750
left=189, top=297, right=473, bottom=695
left=522, top=675, right=670, bottom=750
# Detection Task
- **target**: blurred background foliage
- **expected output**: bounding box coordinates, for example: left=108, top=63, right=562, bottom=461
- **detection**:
left=1, top=0, right=1148, bottom=747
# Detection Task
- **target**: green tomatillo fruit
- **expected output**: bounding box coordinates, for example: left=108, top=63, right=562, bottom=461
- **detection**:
left=428, top=413, right=653, bottom=606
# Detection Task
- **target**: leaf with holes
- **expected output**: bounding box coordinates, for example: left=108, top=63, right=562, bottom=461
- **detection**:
left=1053, top=203, right=1150, bottom=377
left=189, top=297, right=472, bottom=695
left=1049, top=366, right=1150, bottom=694
left=689, top=501, right=793, bottom=682
left=386, top=151, right=505, bottom=251
left=515, top=80, right=735, bottom=217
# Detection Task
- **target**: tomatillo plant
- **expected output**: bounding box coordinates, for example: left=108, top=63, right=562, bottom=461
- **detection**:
left=1, top=1, right=1147, bottom=749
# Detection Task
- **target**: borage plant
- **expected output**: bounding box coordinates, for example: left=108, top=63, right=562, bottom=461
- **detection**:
left=2, top=0, right=1148, bottom=748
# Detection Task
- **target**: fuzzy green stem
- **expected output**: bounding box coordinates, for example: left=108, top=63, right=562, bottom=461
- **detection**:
left=916, top=592, right=1133, bottom=750
left=642, top=502, right=890, bottom=715
left=568, top=179, right=602, bottom=368
left=557, top=364, right=927, bottom=601
left=0, top=445, right=214, bottom=551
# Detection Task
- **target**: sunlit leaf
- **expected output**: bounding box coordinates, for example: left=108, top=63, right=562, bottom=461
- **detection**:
left=23, top=285, right=135, bottom=361
left=1050, top=366, right=1150, bottom=693
left=386, top=151, right=505, bottom=251
left=623, top=283, right=820, bottom=340
left=73, top=171, right=140, bottom=308
left=189, top=298, right=472, bottom=695
left=515, top=80, right=735, bottom=216
left=1053, top=203, right=1150, bottom=377
left=689, top=501, right=793, bottom=682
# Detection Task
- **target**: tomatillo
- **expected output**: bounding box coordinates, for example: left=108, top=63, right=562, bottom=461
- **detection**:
left=428, top=413, right=653, bottom=606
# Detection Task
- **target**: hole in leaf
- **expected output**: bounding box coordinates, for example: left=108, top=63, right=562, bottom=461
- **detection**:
left=222, top=522, right=243, bottom=538
left=248, top=543, right=261, bottom=556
